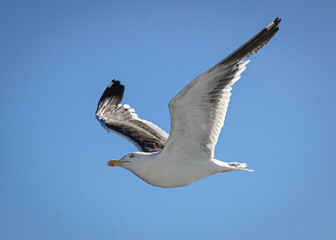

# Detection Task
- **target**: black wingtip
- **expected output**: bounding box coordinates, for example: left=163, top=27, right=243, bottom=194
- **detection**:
left=218, top=17, right=281, bottom=66
left=274, top=17, right=281, bottom=25
left=97, top=80, right=125, bottom=110
left=267, top=17, right=281, bottom=32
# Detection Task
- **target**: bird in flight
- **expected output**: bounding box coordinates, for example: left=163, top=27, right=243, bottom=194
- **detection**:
left=96, top=18, right=281, bottom=188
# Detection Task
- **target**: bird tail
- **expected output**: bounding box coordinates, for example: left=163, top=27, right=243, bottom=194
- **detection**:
left=228, top=162, right=254, bottom=172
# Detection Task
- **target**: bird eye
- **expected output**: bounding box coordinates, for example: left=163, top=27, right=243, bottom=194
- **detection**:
left=129, top=154, right=134, bottom=158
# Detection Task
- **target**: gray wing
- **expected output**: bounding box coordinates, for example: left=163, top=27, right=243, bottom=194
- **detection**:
left=161, top=18, right=281, bottom=161
left=96, top=80, right=168, bottom=152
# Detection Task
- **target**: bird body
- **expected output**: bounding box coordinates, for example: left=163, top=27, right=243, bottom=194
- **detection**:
left=116, top=152, right=248, bottom=188
left=96, top=18, right=281, bottom=188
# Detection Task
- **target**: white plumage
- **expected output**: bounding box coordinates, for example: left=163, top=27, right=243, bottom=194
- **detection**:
left=96, top=18, right=281, bottom=188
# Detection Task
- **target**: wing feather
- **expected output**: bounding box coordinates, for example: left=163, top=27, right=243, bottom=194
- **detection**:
left=96, top=80, right=168, bottom=152
left=161, top=18, right=281, bottom=160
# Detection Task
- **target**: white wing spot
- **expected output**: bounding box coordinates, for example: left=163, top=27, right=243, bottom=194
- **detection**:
left=266, top=22, right=275, bottom=30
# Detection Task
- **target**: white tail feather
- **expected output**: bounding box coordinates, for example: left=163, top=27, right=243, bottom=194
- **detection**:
left=228, top=162, right=254, bottom=172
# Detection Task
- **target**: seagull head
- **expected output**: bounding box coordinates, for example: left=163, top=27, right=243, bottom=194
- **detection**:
left=107, top=152, right=147, bottom=168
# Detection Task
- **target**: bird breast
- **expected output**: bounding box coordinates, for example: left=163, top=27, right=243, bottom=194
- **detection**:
left=127, top=158, right=219, bottom=188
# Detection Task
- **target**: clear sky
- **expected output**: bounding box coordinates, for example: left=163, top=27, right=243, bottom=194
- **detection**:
left=1, top=0, right=335, bottom=239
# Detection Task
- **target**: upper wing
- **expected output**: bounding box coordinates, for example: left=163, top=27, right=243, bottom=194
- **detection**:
left=96, top=80, right=168, bottom=152
left=161, top=18, right=281, bottom=160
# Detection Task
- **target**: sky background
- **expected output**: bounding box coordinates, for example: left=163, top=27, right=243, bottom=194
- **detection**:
left=1, top=0, right=336, bottom=239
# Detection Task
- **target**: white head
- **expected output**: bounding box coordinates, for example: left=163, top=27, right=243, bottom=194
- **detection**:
left=107, top=152, right=151, bottom=170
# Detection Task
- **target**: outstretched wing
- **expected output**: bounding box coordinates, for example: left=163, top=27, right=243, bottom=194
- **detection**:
left=96, top=80, right=168, bottom=152
left=161, top=18, right=281, bottom=161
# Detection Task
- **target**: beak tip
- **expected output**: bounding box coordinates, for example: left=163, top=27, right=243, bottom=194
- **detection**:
left=107, top=160, right=114, bottom=167
left=107, top=159, right=125, bottom=167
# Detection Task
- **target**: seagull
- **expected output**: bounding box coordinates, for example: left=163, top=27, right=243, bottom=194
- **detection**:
left=96, top=18, right=281, bottom=188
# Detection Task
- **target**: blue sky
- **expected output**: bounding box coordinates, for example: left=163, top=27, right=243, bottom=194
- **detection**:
left=1, top=0, right=336, bottom=239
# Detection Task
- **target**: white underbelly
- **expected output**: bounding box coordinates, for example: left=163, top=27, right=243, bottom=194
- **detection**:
left=130, top=160, right=218, bottom=188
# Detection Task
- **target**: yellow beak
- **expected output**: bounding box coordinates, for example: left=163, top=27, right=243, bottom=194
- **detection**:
left=107, top=160, right=127, bottom=167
